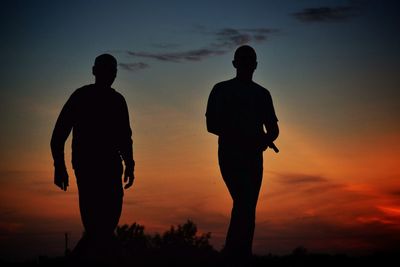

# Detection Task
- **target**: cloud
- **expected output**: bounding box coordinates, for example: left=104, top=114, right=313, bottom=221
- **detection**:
left=264, top=173, right=341, bottom=200
left=120, top=27, right=278, bottom=67
left=292, top=6, right=359, bottom=22
left=277, top=173, right=327, bottom=184
left=214, top=28, right=277, bottom=48
left=151, top=43, right=180, bottom=49
left=377, top=206, right=400, bottom=217
left=390, top=190, right=400, bottom=196
left=127, top=49, right=226, bottom=63
left=267, top=172, right=379, bottom=204
left=255, top=215, right=400, bottom=254
left=257, top=172, right=400, bottom=253
left=118, top=62, right=149, bottom=72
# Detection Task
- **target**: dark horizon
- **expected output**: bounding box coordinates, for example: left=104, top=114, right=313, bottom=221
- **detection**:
left=2, top=220, right=400, bottom=265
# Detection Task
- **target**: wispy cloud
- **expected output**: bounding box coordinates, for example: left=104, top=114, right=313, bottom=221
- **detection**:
left=118, top=62, right=149, bottom=71
left=213, top=28, right=277, bottom=48
left=277, top=173, right=327, bottom=184
left=377, top=206, right=400, bottom=217
left=127, top=49, right=225, bottom=63
left=390, top=190, right=400, bottom=197
left=256, top=172, right=400, bottom=253
left=292, top=6, right=360, bottom=22
left=265, top=173, right=349, bottom=201
left=255, top=214, right=400, bottom=254
left=119, top=27, right=278, bottom=69
left=151, top=43, right=180, bottom=49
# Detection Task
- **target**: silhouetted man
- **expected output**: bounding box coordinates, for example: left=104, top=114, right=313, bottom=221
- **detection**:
left=51, top=54, right=135, bottom=258
left=206, top=45, right=279, bottom=264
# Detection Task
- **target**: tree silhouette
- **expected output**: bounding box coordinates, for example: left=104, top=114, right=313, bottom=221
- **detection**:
left=115, top=220, right=217, bottom=266
left=116, top=222, right=150, bottom=254
left=157, top=220, right=213, bottom=251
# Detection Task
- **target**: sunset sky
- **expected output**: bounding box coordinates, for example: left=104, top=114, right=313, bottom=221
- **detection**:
left=1, top=0, right=400, bottom=260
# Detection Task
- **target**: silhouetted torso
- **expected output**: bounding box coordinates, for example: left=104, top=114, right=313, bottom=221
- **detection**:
left=52, top=84, right=133, bottom=170
left=206, top=78, right=277, bottom=153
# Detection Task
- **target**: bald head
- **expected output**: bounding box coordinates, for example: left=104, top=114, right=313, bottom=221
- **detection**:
left=233, top=45, right=258, bottom=81
left=94, top=54, right=117, bottom=67
left=92, top=54, right=117, bottom=87
left=234, top=45, right=257, bottom=62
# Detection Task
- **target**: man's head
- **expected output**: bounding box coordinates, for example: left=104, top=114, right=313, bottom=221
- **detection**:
left=232, top=45, right=257, bottom=79
left=92, top=54, right=117, bottom=87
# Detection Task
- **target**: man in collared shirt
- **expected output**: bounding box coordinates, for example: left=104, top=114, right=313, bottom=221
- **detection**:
left=206, top=45, right=279, bottom=264
left=51, top=54, right=135, bottom=258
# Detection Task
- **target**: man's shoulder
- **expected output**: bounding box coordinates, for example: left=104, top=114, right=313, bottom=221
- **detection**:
left=211, top=79, right=237, bottom=96
left=110, top=88, right=126, bottom=102
left=71, top=84, right=93, bottom=96
left=65, top=85, right=91, bottom=104
left=110, top=87, right=123, bottom=96
left=213, top=78, right=236, bottom=89
left=213, top=79, right=271, bottom=97
left=72, top=85, right=124, bottom=98
left=252, top=81, right=271, bottom=95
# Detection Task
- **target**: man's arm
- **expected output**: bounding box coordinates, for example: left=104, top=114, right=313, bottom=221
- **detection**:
left=264, top=121, right=279, bottom=152
left=119, top=97, right=135, bottom=189
left=50, top=95, right=74, bottom=191
left=262, top=90, right=280, bottom=152
left=206, top=85, right=221, bottom=136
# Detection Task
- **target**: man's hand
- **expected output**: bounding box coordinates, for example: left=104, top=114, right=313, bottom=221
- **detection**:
left=124, top=166, right=135, bottom=189
left=267, top=142, right=279, bottom=153
left=54, top=166, right=69, bottom=191
left=261, top=135, right=279, bottom=153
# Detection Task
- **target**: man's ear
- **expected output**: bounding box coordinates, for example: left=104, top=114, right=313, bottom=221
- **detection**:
left=232, top=60, right=238, bottom=69
left=92, top=65, right=96, bottom=76
left=254, top=61, right=258, bottom=70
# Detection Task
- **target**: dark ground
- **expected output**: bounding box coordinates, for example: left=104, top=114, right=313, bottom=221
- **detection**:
left=2, top=221, right=399, bottom=266
left=1, top=252, right=399, bottom=267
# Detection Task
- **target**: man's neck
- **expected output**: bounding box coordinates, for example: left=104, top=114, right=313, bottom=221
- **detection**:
left=94, top=82, right=111, bottom=89
left=235, top=73, right=253, bottom=82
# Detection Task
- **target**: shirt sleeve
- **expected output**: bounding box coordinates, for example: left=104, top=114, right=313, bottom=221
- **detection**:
left=205, top=85, right=221, bottom=135
left=50, top=93, right=76, bottom=169
left=264, top=90, right=278, bottom=127
left=118, top=96, right=135, bottom=169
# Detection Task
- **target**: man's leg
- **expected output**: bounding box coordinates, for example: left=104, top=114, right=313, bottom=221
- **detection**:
left=219, top=149, right=263, bottom=261
left=72, top=163, right=124, bottom=262
left=75, top=163, right=123, bottom=239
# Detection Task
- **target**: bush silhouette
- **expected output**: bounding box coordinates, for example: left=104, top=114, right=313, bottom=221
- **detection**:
left=116, top=222, right=150, bottom=254
left=156, top=220, right=212, bottom=251
left=115, top=220, right=217, bottom=266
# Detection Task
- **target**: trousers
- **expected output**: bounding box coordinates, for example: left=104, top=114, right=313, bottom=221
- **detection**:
left=218, top=147, right=263, bottom=260
left=74, top=162, right=123, bottom=239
